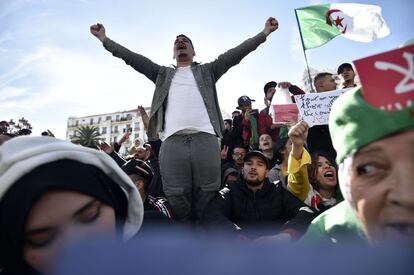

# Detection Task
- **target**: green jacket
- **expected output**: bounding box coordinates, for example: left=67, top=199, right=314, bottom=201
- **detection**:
left=300, top=201, right=367, bottom=244
left=103, top=32, right=267, bottom=140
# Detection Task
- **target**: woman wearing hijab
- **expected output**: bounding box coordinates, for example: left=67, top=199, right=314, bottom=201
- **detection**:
left=0, top=136, right=143, bottom=274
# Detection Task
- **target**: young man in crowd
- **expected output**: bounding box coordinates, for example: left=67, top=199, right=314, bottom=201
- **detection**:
left=337, top=62, right=357, bottom=89
left=307, top=72, right=337, bottom=159
left=233, top=95, right=260, bottom=150
left=221, top=144, right=248, bottom=188
left=90, top=17, right=279, bottom=222
left=122, top=159, right=173, bottom=221
left=258, top=133, right=278, bottom=168
left=203, top=151, right=316, bottom=241
left=258, top=81, right=304, bottom=142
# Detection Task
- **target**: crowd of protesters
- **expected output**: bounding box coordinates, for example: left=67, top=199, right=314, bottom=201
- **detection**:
left=0, top=16, right=413, bottom=275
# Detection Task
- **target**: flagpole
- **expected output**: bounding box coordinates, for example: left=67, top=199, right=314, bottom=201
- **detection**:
left=294, top=9, right=315, bottom=93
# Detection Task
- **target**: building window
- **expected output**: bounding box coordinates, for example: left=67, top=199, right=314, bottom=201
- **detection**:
left=106, top=116, right=111, bottom=121
left=113, top=136, right=117, bottom=143
left=134, top=122, right=140, bottom=131
left=114, top=125, right=118, bottom=133
left=126, top=114, right=132, bottom=120
left=102, top=127, right=107, bottom=134
left=124, top=124, right=131, bottom=133
left=98, top=117, right=101, bottom=124
left=90, top=118, right=93, bottom=125
left=75, top=120, right=79, bottom=126
left=116, top=115, right=120, bottom=121
left=134, top=133, right=140, bottom=139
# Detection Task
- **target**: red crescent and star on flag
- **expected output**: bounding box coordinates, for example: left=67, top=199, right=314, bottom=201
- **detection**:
left=326, top=9, right=348, bottom=34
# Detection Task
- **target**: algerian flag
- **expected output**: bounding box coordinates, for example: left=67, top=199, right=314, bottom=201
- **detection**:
left=295, top=3, right=391, bottom=50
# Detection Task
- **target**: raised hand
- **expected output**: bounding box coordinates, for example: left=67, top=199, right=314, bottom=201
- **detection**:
left=220, top=145, right=229, bottom=160
left=90, top=23, right=107, bottom=42
left=99, top=141, right=114, bottom=154
left=262, top=17, right=279, bottom=36
left=137, top=105, right=149, bottom=130
left=244, top=108, right=253, bottom=121
left=288, top=120, right=309, bottom=159
left=278, top=82, right=291, bottom=89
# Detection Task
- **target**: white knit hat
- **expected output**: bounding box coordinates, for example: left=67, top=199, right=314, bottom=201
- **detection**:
left=0, top=136, right=143, bottom=240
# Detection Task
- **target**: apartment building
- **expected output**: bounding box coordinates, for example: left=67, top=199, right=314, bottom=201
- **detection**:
left=66, top=108, right=150, bottom=155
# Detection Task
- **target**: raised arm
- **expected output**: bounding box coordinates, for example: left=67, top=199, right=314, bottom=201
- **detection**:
left=289, top=121, right=308, bottom=160
left=90, top=23, right=107, bottom=42
left=287, top=121, right=311, bottom=202
left=210, top=17, right=279, bottom=80
left=90, top=23, right=161, bottom=83
left=262, top=17, right=279, bottom=36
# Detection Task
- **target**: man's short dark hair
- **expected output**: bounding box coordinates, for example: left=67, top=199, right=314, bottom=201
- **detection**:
left=337, top=63, right=353, bottom=74
left=224, top=119, right=232, bottom=127
left=314, top=72, right=333, bottom=87
left=263, top=81, right=277, bottom=95
left=176, top=34, right=194, bottom=50
left=233, top=144, right=248, bottom=154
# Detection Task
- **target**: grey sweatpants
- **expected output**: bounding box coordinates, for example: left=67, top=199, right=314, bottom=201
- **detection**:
left=159, top=132, right=220, bottom=222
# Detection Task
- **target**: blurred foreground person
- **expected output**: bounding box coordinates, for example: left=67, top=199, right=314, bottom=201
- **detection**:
left=0, top=137, right=143, bottom=274
left=301, top=87, right=414, bottom=245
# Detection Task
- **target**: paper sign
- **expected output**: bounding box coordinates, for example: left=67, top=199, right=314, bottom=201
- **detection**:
left=353, top=44, right=414, bottom=112
left=294, top=89, right=350, bottom=127
left=271, top=104, right=299, bottom=124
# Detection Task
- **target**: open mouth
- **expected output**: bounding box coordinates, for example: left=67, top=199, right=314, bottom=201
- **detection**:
left=323, top=171, right=334, bottom=179
left=177, top=44, right=187, bottom=50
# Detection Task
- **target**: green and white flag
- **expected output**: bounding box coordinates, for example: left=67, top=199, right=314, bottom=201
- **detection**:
left=295, top=3, right=391, bottom=50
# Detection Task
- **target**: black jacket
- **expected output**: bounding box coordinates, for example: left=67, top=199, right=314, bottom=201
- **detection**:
left=202, top=178, right=317, bottom=239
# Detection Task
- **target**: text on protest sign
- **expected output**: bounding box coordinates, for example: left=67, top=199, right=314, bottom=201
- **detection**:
left=294, top=89, right=351, bottom=127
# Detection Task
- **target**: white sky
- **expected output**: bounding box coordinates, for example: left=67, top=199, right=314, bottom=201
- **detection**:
left=0, top=0, right=413, bottom=138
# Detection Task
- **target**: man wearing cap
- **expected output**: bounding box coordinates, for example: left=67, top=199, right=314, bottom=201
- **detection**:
left=258, top=81, right=304, bottom=143
left=337, top=63, right=357, bottom=89
left=233, top=95, right=260, bottom=149
left=90, top=18, right=279, bottom=222
left=122, top=159, right=173, bottom=220
left=203, top=150, right=316, bottom=241
left=300, top=87, right=414, bottom=245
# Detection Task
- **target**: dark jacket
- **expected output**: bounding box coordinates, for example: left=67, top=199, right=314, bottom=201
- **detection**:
left=202, top=178, right=317, bottom=239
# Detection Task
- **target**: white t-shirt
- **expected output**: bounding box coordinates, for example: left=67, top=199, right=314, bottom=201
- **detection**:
left=161, top=66, right=215, bottom=141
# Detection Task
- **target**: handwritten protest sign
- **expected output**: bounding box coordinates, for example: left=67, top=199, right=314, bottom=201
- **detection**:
left=271, top=104, right=299, bottom=124
left=294, top=89, right=351, bottom=127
